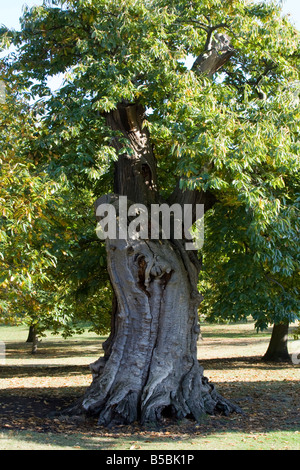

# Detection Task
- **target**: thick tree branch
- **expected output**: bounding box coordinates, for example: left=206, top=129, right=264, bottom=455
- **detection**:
left=169, top=32, right=234, bottom=214
left=105, top=103, right=158, bottom=206
left=167, top=181, right=216, bottom=221
left=192, top=31, right=234, bottom=76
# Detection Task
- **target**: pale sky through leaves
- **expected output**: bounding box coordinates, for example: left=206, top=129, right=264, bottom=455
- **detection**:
left=1, top=0, right=299, bottom=29
left=1, top=0, right=299, bottom=91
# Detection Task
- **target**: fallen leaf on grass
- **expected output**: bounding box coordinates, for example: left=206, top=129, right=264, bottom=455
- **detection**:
left=130, top=444, right=141, bottom=450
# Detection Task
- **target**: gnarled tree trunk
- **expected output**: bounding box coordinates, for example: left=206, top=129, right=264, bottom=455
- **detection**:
left=79, top=234, right=240, bottom=425
left=65, top=31, right=241, bottom=426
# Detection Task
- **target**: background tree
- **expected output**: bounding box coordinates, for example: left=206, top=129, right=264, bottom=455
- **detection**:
left=1, top=0, right=299, bottom=424
left=198, top=35, right=300, bottom=362
left=0, top=61, right=111, bottom=349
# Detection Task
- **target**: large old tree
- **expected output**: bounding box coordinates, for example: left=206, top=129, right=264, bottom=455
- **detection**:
left=2, top=0, right=299, bottom=424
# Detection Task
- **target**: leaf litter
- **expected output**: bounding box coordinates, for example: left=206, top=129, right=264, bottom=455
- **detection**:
left=0, top=356, right=299, bottom=440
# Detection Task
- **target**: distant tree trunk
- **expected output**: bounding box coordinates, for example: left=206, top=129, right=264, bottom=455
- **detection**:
left=27, top=324, right=39, bottom=354
left=31, top=332, right=39, bottom=354
left=262, top=322, right=291, bottom=362
left=64, top=32, right=241, bottom=426
left=26, top=324, right=36, bottom=343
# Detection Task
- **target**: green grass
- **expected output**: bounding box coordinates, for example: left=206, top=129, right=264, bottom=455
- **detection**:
left=1, top=429, right=299, bottom=450
left=0, top=324, right=101, bottom=343
left=0, top=324, right=105, bottom=366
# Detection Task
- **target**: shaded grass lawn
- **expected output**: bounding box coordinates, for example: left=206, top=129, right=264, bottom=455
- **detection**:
left=0, top=321, right=299, bottom=450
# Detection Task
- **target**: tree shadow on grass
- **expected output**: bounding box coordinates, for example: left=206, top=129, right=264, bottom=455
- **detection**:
left=4, top=339, right=105, bottom=360
left=0, top=364, right=92, bottom=378
left=200, top=355, right=299, bottom=370
left=0, top=377, right=299, bottom=437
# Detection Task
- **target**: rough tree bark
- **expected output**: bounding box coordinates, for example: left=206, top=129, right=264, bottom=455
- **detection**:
left=65, top=30, right=242, bottom=425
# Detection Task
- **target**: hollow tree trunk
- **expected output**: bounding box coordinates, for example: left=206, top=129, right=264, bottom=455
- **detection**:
left=262, top=322, right=291, bottom=363
left=65, top=32, right=241, bottom=425
left=80, top=235, right=241, bottom=425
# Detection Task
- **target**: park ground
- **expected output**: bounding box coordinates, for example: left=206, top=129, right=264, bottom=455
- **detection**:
left=0, top=320, right=299, bottom=450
